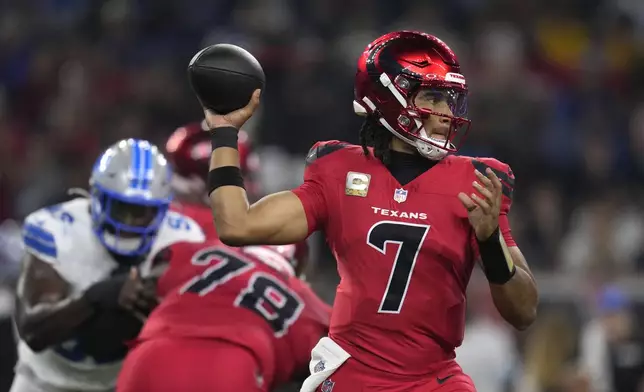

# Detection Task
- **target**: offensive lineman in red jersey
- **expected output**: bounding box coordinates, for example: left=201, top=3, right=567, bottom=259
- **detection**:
left=117, top=122, right=330, bottom=391
left=203, top=31, right=538, bottom=391
left=116, top=240, right=331, bottom=391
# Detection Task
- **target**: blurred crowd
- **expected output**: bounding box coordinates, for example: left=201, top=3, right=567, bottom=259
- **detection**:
left=1, top=0, right=644, bottom=391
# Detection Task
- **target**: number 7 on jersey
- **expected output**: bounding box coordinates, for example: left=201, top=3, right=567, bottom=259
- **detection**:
left=367, top=221, right=430, bottom=314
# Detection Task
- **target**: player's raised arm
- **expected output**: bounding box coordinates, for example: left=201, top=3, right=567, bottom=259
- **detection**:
left=202, top=91, right=317, bottom=246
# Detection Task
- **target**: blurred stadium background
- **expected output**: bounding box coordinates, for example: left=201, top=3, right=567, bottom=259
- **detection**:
left=0, top=0, right=643, bottom=391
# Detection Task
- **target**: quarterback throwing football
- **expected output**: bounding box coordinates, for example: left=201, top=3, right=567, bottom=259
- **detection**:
left=203, top=31, right=538, bottom=392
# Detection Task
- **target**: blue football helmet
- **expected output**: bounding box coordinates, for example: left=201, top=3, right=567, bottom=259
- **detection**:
left=89, top=139, right=173, bottom=257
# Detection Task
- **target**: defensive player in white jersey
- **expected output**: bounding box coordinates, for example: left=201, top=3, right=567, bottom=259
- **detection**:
left=11, top=139, right=205, bottom=392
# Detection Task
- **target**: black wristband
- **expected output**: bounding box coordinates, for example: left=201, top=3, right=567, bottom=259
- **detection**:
left=477, top=227, right=516, bottom=285
left=207, top=166, right=245, bottom=195
left=209, top=126, right=239, bottom=150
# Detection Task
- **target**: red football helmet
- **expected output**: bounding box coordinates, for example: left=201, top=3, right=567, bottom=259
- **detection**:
left=354, top=31, right=470, bottom=160
left=269, top=241, right=310, bottom=278
left=165, top=120, right=260, bottom=199
left=242, top=241, right=310, bottom=278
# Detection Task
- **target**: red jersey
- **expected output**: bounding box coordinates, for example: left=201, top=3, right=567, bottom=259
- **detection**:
left=169, top=201, right=215, bottom=237
left=142, top=239, right=330, bottom=388
left=157, top=202, right=215, bottom=295
left=291, top=141, right=516, bottom=377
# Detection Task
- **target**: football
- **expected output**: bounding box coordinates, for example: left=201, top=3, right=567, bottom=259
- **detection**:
left=187, top=44, right=265, bottom=114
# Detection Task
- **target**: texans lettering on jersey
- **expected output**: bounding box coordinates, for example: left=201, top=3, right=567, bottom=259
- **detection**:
left=291, top=140, right=516, bottom=376
left=17, top=197, right=205, bottom=391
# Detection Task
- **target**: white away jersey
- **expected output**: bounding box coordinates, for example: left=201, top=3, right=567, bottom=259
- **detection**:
left=16, top=197, right=205, bottom=391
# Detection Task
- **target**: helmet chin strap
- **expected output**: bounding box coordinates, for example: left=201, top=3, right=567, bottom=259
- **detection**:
left=373, top=114, right=452, bottom=161
left=414, top=127, right=453, bottom=161
left=354, top=97, right=454, bottom=161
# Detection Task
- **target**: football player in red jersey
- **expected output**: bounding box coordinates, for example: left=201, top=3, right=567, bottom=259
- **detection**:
left=203, top=31, right=538, bottom=392
left=164, top=120, right=260, bottom=236
left=120, top=123, right=329, bottom=391
left=117, top=240, right=331, bottom=391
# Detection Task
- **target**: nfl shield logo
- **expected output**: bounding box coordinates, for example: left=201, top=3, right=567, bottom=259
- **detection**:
left=314, top=360, right=325, bottom=372
left=321, top=379, right=335, bottom=392
left=393, top=188, right=408, bottom=203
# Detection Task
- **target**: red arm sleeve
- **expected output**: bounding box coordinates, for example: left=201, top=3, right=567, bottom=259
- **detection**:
left=497, top=162, right=515, bottom=247
left=470, top=159, right=517, bottom=257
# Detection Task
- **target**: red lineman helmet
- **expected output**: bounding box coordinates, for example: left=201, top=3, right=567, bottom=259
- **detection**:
left=165, top=120, right=260, bottom=196
left=244, top=242, right=310, bottom=278
left=353, top=31, right=471, bottom=160
left=273, top=241, right=310, bottom=277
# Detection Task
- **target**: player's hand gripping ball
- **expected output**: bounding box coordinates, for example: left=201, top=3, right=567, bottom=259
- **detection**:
left=203, top=89, right=261, bottom=130
left=188, top=44, right=265, bottom=115
left=458, top=168, right=503, bottom=241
